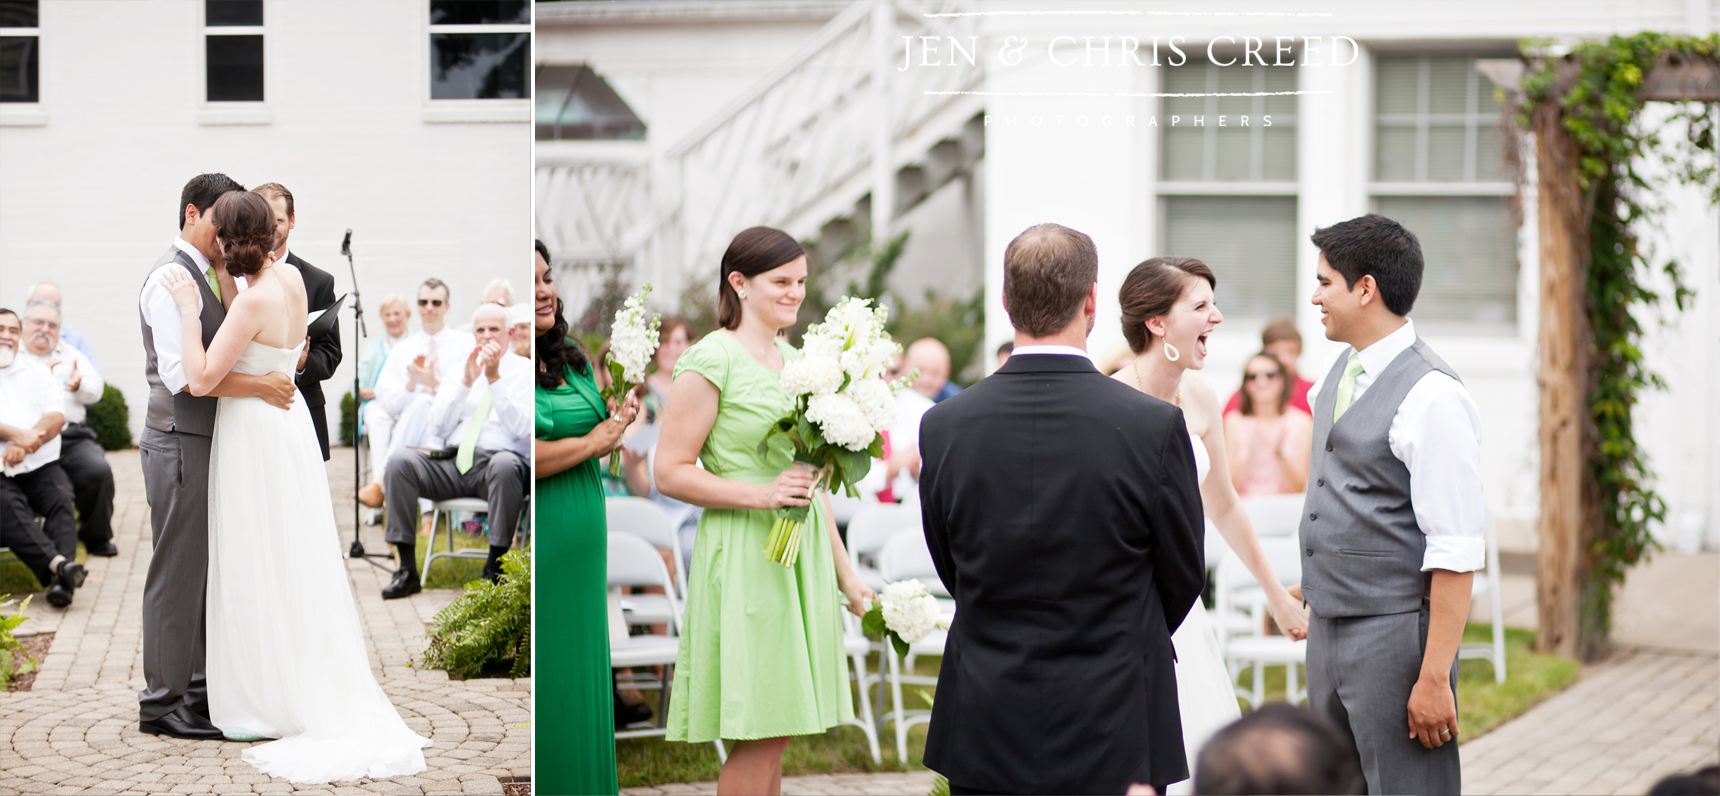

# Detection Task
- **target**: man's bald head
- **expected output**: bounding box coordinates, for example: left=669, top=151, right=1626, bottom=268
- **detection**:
left=905, top=338, right=951, bottom=400
left=1194, top=704, right=1365, bottom=795
left=27, top=282, right=62, bottom=306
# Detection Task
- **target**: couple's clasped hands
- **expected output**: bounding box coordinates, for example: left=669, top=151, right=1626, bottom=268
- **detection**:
left=759, top=462, right=877, bottom=618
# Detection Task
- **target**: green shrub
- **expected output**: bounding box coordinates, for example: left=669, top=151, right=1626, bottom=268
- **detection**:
left=339, top=391, right=357, bottom=447
left=0, top=596, right=36, bottom=690
left=87, top=384, right=133, bottom=451
left=421, top=548, right=531, bottom=679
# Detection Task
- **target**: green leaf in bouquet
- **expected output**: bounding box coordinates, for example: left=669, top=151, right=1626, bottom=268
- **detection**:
left=862, top=602, right=887, bottom=637
left=891, top=634, right=910, bottom=659
left=779, top=502, right=812, bottom=524
left=866, top=434, right=885, bottom=458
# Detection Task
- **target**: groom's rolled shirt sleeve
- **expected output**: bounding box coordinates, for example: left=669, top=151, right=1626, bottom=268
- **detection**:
left=1390, top=373, right=1486, bottom=573
left=139, top=265, right=190, bottom=394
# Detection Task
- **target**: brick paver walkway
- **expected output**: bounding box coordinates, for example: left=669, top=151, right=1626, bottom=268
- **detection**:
left=620, top=771, right=938, bottom=796
left=0, top=449, right=530, bottom=795
left=1462, top=648, right=1719, bottom=795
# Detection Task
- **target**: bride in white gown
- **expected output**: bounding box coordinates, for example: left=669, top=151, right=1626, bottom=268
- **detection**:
left=161, top=190, right=430, bottom=784
left=1111, top=256, right=1309, bottom=793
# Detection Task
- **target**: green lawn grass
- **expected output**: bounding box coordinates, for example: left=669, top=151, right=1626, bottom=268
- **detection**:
left=617, top=624, right=1580, bottom=788
left=414, top=511, right=492, bottom=590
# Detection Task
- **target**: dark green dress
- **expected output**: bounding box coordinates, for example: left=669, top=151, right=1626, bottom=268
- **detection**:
left=536, top=363, right=616, bottom=795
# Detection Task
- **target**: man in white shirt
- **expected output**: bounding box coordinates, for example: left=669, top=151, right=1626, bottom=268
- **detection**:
left=1296, top=214, right=1483, bottom=796
left=358, top=278, right=476, bottom=508
left=378, top=304, right=529, bottom=598
left=0, top=307, right=86, bottom=608
left=18, top=300, right=117, bottom=557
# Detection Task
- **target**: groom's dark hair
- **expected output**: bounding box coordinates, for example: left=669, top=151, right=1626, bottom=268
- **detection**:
left=178, top=173, right=245, bottom=230
left=1002, top=223, right=1097, bottom=337
left=1310, top=213, right=1423, bottom=317
left=1195, top=704, right=1365, bottom=795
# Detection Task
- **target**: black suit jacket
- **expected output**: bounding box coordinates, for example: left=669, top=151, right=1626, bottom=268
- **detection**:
left=917, top=353, right=1207, bottom=794
left=286, top=251, right=342, bottom=460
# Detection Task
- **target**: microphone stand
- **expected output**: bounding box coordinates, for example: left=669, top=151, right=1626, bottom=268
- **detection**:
left=341, top=229, right=396, bottom=573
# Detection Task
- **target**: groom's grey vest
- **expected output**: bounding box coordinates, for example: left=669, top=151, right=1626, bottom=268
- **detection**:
left=1299, top=338, right=1459, bottom=618
left=141, top=245, right=224, bottom=437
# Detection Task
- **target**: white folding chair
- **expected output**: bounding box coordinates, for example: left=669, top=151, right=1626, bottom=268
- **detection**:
left=827, top=492, right=874, bottom=531
left=1215, top=535, right=1307, bottom=709
left=840, top=610, right=884, bottom=764
left=1242, top=493, right=1307, bottom=537
left=845, top=504, right=921, bottom=593
left=1458, top=518, right=1507, bottom=683
left=606, top=497, right=684, bottom=628
left=423, top=497, right=489, bottom=578
left=876, top=530, right=952, bottom=763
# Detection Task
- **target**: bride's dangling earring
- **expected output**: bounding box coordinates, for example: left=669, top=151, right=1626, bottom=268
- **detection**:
left=1163, top=341, right=1180, bottom=362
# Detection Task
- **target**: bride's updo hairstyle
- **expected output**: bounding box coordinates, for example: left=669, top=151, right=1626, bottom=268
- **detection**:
left=718, top=226, right=804, bottom=330
left=212, top=190, right=277, bottom=278
left=1119, top=256, right=1216, bottom=354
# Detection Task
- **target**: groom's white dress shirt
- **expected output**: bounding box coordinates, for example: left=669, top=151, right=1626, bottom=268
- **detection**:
left=425, top=351, right=532, bottom=460
left=372, top=327, right=477, bottom=418
left=1308, top=319, right=1485, bottom=574
left=139, top=238, right=249, bottom=396
left=0, top=358, right=63, bottom=475
left=1009, top=344, right=1095, bottom=362
left=19, top=343, right=104, bottom=425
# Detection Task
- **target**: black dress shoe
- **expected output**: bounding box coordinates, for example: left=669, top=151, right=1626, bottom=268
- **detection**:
left=381, top=567, right=421, bottom=600
left=86, top=542, right=119, bottom=557
left=140, top=707, right=224, bottom=741
left=615, top=690, right=653, bottom=728
left=58, top=559, right=87, bottom=588
left=45, top=580, right=72, bottom=608
left=44, top=559, right=84, bottom=607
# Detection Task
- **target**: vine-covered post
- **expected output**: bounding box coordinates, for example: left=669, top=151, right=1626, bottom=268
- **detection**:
left=1519, top=35, right=1717, bottom=661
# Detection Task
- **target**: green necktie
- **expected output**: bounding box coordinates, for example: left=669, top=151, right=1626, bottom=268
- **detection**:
left=455, top=388, right=492, bottom=474
left=204, top=266, right=221, bottom=303
left=1332, top=353, right=1366, bottom=422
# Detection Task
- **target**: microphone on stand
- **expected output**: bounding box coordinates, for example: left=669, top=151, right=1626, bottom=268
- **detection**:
left=340, top=229, right=352, bottom=257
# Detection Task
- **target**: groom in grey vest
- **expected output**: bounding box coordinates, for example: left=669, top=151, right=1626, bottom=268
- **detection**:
left=1298, top=214, right=1485, bottom=796
left=137, top=173, right=297, bottom=740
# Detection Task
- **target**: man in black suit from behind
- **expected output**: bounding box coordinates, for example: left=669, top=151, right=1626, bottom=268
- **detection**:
left=255, top=183, right=342, bottom=460
left=916, top=223, right=1207, bottom=795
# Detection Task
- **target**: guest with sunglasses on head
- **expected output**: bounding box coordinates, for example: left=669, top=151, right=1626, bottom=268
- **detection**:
left=359, top=278, right=476, bottom=510
left=1222, top=351, right=1313, bottom=498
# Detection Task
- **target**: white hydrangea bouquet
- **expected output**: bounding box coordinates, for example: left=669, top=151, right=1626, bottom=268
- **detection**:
left=603, top=283, right=661, bottom=476
left=862, top=579, right=950, bottom=658
left=760, top=296, right=912, bottom=568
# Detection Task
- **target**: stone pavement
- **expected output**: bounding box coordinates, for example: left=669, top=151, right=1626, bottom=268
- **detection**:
left=620, top=772, right=938, bottom=796
left=1461, top=648, right=1719, bottom=795
left=0, top=449, right=531, bottom=795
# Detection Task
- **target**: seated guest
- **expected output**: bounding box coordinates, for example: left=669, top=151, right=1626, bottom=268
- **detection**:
left=995, top=340, right=1013, bottom=368
left=1649, top=766, right=1720, bottom=795
left=482, top=279, right=514, bottom=307
left=18, top=300, right=117, bottom=556
left=360, top=278, right=475, bottom=508
left=380, top=303, right=529, bottom=597
left=1191, top=703, right=1365, bottom=795
left=859, top=352, right=934, bottom=504
left=1223, top=352, right=1312, bottom=497
left=358, top=293, right=412, bottom=498
left=0, top=307, right=86, bottom=607
left=906, top=337, right=962, bottom=402
left=1224, top=317, right=1313, bottom=416
left=507, top=303, right=532, bottom=358
left=23, top=283, right=97, bottom=370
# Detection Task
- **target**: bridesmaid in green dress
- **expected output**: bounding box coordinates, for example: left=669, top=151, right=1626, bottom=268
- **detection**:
left=533, top=243, right=641, bottom=796
left=655, top=227, right=876, bottom=795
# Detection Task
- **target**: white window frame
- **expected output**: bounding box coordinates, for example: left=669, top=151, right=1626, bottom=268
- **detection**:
left=0, top=5, right=44, bottom=127
left=197, top=0, right=271, bottom=125
left=422, top=1, right=530, bottom=124
left=1368, top=52, right=1522, bottom=336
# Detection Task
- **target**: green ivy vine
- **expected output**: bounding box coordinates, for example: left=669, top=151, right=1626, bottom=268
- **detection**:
left=1517, top=33, right=1717, bottom=641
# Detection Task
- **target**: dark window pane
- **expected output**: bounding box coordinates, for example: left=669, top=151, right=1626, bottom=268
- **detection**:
left=1373, top=196, right=1517, bottom=329
left=0, top=36, right=37, bottom=102
left=536, top=65, right=645, bottom=140
left=206, top=0, right=261, bottom=26
left=430, top=1, right=527, bottom=25
left=207, top=35, right=264, bottom=101
left=1164, top=196, right=1298, bottom=320
left=431, top=32, right=527, bottom=100
left=0, top=1, right=37, bottom=29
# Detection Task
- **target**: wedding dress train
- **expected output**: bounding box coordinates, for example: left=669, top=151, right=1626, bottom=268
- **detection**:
left=207, top=340, right=431, bottom=783
left=1167, top=439, right=1241, bottom=794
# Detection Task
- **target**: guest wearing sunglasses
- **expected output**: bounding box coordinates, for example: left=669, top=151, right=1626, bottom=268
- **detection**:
left=1223, top=352, right=1313, bottom=498
left=359, top=278, right=476, bottom=510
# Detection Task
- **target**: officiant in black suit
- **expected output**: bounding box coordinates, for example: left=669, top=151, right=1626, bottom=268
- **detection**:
left=916, top=223, right=1207, bottom=795
left=255, top=183, right=341, bottom=460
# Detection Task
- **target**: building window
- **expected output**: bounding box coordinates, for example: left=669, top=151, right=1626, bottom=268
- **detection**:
left=0, top=0, right=39, bottom=104
left=205, top=0, right=263, bottom=102
left=536, top=65, right=645, bottom=141
left=1371, top=55, right=1516, bottom=331
left=429, top=0, right=529, bottom=100
left=1159, top=60, right=1299, bottom=321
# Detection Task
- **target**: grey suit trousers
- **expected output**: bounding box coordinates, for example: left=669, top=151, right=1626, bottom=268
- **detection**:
left=383, top=448, right=528, bottom=550
left=138, top=428, right=210, bottom=722
left=1306, top=605, right=1461, bottom=796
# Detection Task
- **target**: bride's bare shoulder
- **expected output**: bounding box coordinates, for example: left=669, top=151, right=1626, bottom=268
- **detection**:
left=1181, top=371, right=1220, bottom=408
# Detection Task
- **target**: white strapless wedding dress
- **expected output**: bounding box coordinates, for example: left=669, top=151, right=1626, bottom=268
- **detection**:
left=1166, top=439, right=1240, bottom=794
left=207, top=340, right=431, bottom=784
